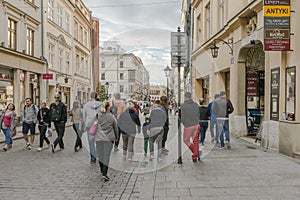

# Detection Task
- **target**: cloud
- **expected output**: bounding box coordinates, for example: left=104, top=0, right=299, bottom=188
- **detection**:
left=83, top=0, right=181, bottom=84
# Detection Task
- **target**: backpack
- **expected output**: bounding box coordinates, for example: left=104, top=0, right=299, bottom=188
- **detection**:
left=24, top=104, right=37, bottom=118
left=110, top=100, right=118, bottom=117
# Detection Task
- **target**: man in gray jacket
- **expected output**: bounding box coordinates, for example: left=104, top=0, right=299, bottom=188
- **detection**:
left=212, top=91, right=234, bottom=149
left=83, top=92, right=101, bottom=163
left=181, top=92, right=201, bottom=163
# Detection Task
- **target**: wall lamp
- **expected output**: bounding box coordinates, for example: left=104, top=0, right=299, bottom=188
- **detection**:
left=210, top=37, right=233, bottom=58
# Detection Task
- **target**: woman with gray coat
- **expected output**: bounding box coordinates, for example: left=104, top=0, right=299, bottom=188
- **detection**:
left=95, top=101, right=118, bottom=182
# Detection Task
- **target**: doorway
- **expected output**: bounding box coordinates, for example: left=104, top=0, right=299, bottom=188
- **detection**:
left=245, top=42, right=265, bottom=136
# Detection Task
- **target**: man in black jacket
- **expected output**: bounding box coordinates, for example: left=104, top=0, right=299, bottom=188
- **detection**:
left=212, top=91, right=234, bottom=149
left=50, top=94, right=67, bottom=153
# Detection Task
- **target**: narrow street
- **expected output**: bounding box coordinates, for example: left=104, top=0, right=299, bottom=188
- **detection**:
left=0, top=116, right=300, bottom=200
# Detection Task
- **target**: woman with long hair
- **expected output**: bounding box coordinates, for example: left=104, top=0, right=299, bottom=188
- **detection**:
left=118, top=101, right=141, bottom=162
left=37, top=100, right=51, bottom=151
left=95, top=101, right=118, bottom=182
left=160, top=96, right=169, bottom=154
left=70, top=101, right=83, bottom=152
left=0, top=103, right=17, bottom=151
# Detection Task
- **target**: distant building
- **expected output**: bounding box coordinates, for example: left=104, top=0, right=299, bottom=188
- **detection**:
left=100, top=41, right=149, bottom=100
left=149, top=84, right=167, bottom=101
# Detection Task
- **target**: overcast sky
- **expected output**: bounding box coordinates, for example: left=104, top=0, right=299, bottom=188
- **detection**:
left=82, top=0, right=182, bottom=85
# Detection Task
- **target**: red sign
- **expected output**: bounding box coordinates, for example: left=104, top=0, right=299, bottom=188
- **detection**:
left=42, top=73, right=53, bottom=80
left=247, top=71, right=258, bottom=96
left=264, top=39, right=290, bottom=51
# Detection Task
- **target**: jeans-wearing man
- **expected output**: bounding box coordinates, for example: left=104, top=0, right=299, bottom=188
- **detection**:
left=83, top=92, right=101, bottom=163
left=212, top=91, right=234, bottom=149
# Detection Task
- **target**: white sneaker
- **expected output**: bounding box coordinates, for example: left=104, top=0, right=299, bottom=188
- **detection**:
left=149, top=155, right=154, bottom=161
left=200, top=145, right=205, bottom=149
left=37, top=147, right=43, bottom=152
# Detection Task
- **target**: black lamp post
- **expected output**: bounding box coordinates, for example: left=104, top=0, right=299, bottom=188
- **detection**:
left=105, top=82, right=109, bottom=100
left=164, top=65, right=171, bottom=101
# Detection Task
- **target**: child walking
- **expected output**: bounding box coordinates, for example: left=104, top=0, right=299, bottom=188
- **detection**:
left=142, top=114, right=150, bottom=156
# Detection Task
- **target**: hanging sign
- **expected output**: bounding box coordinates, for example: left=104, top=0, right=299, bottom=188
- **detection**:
left=264, top=0, right=290, bottom=51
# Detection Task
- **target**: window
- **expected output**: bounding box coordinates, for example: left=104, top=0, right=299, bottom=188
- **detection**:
left=65, top=13, right=70, bottom=33
left=48, top=43, right=54, bottom=68
left=58, top=48, right=63, bottom=72
left=120, top=61, right=124, bottom=68
left=76, top=54, right=80, bottom=71
left=79, top=26, right=83, bottom=43
left=219, top=0, right=225, bottom=29
left=196, top=14, right=202, bottom=47
left=101, top=61, right=105, bottom=68
left=84, top=31, right=87, bottom=46
left=128, top=70, right=135, bottom=82
left=120, top=73, right=124, bottom=80
left=48, top=0, right=54, bottom=20
left=120, top=85, right=124, bottom=93
left=74, top=21, right=78, bottom=39
left=101, top=73, right=106, bottom=80
left=81, top=57, right=84, bottom=74
left=65, top=51, right=70, bottom=74
left=57, top=6, right=63, bottom=27
left=205, top=3, right=211, bottom=40
left=286, top=67, right=296, bottom=121
left=26, top=28, right=34, bottom=56
left=8, top=18, right=17, bottom=50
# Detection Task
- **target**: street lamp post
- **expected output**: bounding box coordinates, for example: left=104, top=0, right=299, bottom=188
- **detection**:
left=105, top=82, right=109, bottom=100
left=164, top=65, right=171, bottom=101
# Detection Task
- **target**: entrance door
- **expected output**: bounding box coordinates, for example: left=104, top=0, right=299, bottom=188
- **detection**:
left=245, top=43, right=265, bottom=136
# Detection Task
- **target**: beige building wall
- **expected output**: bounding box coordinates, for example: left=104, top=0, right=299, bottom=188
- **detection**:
left=191, top=0, right=300, bottom=157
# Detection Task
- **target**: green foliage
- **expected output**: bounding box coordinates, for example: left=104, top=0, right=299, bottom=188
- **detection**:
left=99, top=85, right=107, bottom=102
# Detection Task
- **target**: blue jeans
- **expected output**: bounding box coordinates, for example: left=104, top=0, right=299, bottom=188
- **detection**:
left=210, top=119, right=218, bottom=141
left=199, top=121, right=208, bottom=145
left=216, top=118, right=230, bottom=147
left=86, top=128, right=96, bottom=162
left=2, top=128, right=12, bottom=145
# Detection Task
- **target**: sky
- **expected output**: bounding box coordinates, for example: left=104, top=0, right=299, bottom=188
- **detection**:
left=82, top=0, right=182, bottom=85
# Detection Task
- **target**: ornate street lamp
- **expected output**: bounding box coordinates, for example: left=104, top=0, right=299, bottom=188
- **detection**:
left=164, top=65, right=172, bottom=101
left=210, top=37, right=233, bottom=58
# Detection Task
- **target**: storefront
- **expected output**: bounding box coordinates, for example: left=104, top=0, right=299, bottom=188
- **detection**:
left=0, top=68, right=14, bottom=111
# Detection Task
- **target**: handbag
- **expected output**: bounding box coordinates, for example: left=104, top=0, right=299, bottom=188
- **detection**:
left=46, top=127, right=53, bottom=137
left=88, top=120, right=98, bottom=135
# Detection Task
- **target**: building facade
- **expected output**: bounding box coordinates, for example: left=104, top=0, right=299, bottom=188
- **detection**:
left=100, top=41, right=149, bottom=101
left=0, top=0, right=44, bottom=119
left=190, top=0, right=300, bottom=157
left=43, top=0, right=93, bottom=109
left=71, top=0, right=93, bottom=105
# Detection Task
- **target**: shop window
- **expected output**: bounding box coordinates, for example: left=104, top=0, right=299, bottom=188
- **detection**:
left=285, top=67, right=296, bottom=121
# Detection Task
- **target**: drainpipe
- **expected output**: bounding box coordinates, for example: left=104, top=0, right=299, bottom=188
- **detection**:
left=41, top=0, right=49, bottom=104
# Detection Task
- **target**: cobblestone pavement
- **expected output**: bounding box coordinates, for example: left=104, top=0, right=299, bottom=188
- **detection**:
left=1, top=115, right=300, bottom=200
left=0, top=124, right=141, bottom=200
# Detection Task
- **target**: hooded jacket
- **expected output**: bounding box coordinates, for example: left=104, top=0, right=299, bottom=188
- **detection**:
left=83, top=100, right=101, bottom=128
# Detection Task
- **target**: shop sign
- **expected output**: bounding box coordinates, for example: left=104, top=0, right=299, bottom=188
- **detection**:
left=264, top=0, right=290, bottom=51
left=42, top=73, right=53, bottom=80
left=246, top=71, right=258, bottom=97
left=270, top=67, right=280, bottom=120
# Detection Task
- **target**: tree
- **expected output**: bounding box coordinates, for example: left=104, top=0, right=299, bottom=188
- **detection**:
left=99, top=85, right=107, bottom=102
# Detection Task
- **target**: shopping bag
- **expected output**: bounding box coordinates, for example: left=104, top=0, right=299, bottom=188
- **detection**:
left=88, top=120, right=98, bottom=136
left=46, top=127, right=53, bottom=137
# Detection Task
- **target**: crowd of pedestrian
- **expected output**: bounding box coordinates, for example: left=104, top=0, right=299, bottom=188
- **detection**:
left=0, top=90, right=234, bottom=182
